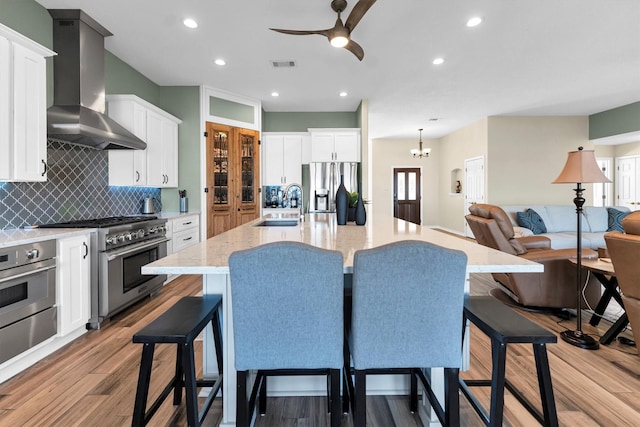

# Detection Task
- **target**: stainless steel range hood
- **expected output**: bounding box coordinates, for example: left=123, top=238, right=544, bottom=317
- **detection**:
left=47, top=10, right=146, bottom=150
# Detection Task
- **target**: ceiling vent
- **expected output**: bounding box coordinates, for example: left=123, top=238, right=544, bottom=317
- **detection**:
left=271, top=60, right=296, bottom=68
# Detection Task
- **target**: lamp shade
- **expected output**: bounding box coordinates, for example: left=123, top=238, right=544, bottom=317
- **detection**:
left=552, top=147, right=611, bottom=184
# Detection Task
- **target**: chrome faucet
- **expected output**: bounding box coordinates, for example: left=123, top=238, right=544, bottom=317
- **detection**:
left=284, top=183, right=304, bottom=220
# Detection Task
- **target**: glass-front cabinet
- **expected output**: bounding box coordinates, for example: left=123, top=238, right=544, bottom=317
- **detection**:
left=206, top=123, right=260, bottom=238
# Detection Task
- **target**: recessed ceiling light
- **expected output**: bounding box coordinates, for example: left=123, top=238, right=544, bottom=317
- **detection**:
left=214, top=58, right=226, bottom=66
left=466, top=16, right=483, bottom=27
left=339, top=92, right=348, bottom=97
left=183, top=18, right=198, bottom=29
left=271, top=92, right=279, bottom=97
left=432, top=58, right=444, bottom=65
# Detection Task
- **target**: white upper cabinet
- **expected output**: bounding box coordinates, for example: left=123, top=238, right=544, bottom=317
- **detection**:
left=0, top=24, right=55, bottom=182
left=107, top=95, right=181, bottom=188
left=262, top=133, right=303, bottom=185
left=309, top=128, right=360, bottom=162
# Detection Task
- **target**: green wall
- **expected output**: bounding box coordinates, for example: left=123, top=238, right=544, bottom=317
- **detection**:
left=262, top=111, right=358, bottom=132
left=105, top=51, right=161, bottom=105
left=159, top=86, right=201, bottom=212
left=589, top=101, right=640, bottom=140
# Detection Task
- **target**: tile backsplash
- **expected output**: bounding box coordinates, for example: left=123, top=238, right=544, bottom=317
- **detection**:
left=0, top=140, right=161, bottom=230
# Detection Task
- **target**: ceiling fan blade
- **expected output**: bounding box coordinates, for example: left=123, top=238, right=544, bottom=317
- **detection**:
left=270, top=28, right=331, bottom=38
left=344, top=39, right=364, bottom=61
left=344, top=0, right=377, bottom=32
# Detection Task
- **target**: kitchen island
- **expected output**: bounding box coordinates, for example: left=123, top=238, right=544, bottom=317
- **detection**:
left=142, top=213, right=542, bottom=426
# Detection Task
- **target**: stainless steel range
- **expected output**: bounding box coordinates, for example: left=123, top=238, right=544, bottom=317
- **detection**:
left=39, top=216, right=168, bottom=329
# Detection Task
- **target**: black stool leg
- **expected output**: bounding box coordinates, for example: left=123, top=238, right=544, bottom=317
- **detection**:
left=237, top=371, right=249, bottom=427
left=445, top=367, right=460, bottom=427
left=258, top=374, right=267, bottom=415
left=211, top=308, right=224, bottom=378
left=173, top=344, right=184, bottom=405
left=489, top=339, right=507, bottom=427
left=410, top=368, right=418, bottom=412
left=182, top=341, right=199, bottom=427
left=533, top=344, right=559, bottom=427
left=132, top=342, right=155, bottom=427
left=354, top=370, right=366, bottom=427
left=329, top=369, right=341, bottom=426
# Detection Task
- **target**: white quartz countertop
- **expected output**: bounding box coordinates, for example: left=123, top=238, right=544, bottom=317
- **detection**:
left=0, top=228, right=96, bottom=248
left=142, top=213, right=542, bottom=275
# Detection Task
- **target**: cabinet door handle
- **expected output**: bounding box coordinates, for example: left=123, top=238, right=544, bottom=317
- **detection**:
left=41, top=160, right=47, bottom=177
left=183, top=236, right=193, bottom=242
left=183, top=221, right=192, bottom=225
left=135, top=171, right=140, bottom=182
left=82, top=242, right=89, bottom=259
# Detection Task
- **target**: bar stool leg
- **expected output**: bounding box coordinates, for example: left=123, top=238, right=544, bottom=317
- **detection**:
left=132, top=343, right=155, bottom=427
left=330, top=369, right=341, bottom=426
left=533, top=344, right=559, bottom=427
left=354, top=370, right=366, bottom=427
left=236, top=371, right=249, bottom=427
left=182, top=341, right=199, bottom=427
left=489, top=339, right=507, bottom=427
left=410, top=369, right=418, bottom=412
left=445, top=367, right=461, bottom=427
left=173, top=345, right=184, bottom=405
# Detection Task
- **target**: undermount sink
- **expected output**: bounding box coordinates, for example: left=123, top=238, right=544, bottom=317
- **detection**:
left=254, top=220, right=299, bottom=227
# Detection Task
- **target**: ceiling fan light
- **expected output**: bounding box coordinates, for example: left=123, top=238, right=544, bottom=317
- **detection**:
left=330, top=35, right=349, bottom=48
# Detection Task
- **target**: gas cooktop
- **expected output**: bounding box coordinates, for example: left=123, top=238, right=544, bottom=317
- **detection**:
left=38, top=216, right=158, bottom=229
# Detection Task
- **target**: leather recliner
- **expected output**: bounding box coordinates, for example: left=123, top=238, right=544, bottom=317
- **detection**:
left=465, top=204, right=600, bottom=309
left=604, top=211, right=640, bottom=351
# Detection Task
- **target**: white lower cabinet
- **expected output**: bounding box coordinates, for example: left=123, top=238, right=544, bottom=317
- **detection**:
left=56, top=234, right=91, bottom=336
left=165, top=214, right=200, bottom=282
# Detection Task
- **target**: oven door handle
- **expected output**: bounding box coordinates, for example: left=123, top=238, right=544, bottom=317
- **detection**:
left=105, top=238, right=170, bottom=261
left=0, top=264, right=56, bottom=286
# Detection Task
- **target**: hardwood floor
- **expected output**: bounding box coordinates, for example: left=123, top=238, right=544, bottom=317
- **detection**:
left=1, top=273, right=639, bottom=426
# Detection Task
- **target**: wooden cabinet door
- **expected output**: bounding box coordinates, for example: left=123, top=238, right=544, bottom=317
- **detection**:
left=0, top=35, right=10, bottom=180
left=311, top=132, right=335, bottom=162
left=57, top=234, right=90, bottom=336
left=262, top=134, right=285, bottom=185
left=162, top=119, right=179, bottom=187
left=13, top=42, right=47, bottom=182
left=334, top=132, right=360, bottom=162
left=282, top=135, right=302, bottom=184
left=207, top=123, right=233, bottom=238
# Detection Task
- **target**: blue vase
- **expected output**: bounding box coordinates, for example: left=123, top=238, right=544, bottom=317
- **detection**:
left=355, top=192, right=366, bottom=225
left=336, top=175, right=348, bottom=225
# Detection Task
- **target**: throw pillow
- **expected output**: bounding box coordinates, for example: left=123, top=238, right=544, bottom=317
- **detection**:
left=607, top=207, right=630, bottom=232
left=516, top=209, right=547, bottom=235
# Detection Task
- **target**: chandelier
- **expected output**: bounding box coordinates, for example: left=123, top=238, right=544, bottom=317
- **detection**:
left=410, top=128, right=431, bottom=158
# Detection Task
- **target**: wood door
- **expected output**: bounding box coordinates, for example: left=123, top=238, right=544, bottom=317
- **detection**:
left=206, top=123, right=260, bottom=238
left=206, top=122, right=233, bottom=238
left=393, top=168, right=421, bottom=224
left=235, top=127, right=260, bottom=225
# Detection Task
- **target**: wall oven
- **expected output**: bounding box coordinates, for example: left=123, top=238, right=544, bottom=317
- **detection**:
left=0, top=240, right=57, bottom=364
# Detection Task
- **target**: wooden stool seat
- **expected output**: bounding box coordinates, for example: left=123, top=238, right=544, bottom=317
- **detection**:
left=132, top=295, right=223, bottom=427
left=460, top=296, right=559, bottom=427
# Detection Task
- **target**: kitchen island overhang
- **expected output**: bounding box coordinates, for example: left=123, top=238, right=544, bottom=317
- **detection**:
left=142, top=213, right=542, bottom=426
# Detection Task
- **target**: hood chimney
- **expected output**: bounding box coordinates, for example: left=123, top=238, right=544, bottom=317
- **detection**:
left=47, top=9, right=146, bottom=150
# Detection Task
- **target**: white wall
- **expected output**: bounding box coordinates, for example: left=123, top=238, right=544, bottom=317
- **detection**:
left=438, top=119, right=489, bottom=232
left=370, top=137, right=440, bottom=225
left=487, top=116, right=596, bottom=206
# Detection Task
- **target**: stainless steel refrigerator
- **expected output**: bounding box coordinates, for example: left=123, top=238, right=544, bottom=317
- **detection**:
left=309, top=162, right=358, bottom=212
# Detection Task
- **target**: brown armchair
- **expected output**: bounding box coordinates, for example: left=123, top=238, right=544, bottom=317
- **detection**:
left=604, top=211, right=640, bottom=350
left=466, top=204, right=600, bottom=309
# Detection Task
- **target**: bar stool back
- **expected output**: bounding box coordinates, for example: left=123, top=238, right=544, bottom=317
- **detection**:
left=229, top=241, right=344, bottom=426
left=346, top=240, right=467, bottom=427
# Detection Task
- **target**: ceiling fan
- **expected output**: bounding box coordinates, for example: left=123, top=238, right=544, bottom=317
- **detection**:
left=270, top=0, right=377, bottom=61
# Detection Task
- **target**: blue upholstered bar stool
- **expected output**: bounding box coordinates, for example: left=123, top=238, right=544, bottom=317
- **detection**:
left=229, top=241, right=345, bottom=427
left=345, top=240, right=467, bottom=427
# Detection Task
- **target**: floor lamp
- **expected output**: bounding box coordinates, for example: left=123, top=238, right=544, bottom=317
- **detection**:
left=553, top=146, right=611, bottom=350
